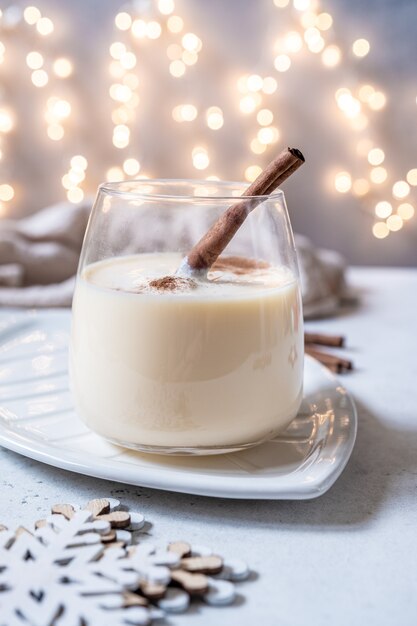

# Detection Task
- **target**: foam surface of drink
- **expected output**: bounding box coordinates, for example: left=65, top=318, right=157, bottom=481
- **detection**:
left=82, top=253, right=296, bottom=297
left=70, top=253, right=304, bottom=452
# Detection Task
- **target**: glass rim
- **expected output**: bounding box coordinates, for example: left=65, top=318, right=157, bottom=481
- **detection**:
left=99, top=178, right=285, bottom=202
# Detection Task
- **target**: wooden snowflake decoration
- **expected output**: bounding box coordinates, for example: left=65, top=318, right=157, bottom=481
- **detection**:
left=0, top=498, right=250, bottom=625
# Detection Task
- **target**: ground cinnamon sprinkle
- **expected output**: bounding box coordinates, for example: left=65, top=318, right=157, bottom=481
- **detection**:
left=149, top=276, right=197, bottom=292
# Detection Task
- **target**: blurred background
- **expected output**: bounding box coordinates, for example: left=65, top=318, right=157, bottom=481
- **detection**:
left=0, top=0, right=416, bottom=265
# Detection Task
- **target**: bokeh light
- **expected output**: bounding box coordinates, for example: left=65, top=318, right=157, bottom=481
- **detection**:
left=352, top=38, right=370, bottom=57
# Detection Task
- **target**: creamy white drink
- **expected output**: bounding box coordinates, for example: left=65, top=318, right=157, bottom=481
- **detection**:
left=69, top=253, right=303, bottom=452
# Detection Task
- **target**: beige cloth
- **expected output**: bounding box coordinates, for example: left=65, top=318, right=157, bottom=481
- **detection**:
left=0, top=201, right=347, bottom=318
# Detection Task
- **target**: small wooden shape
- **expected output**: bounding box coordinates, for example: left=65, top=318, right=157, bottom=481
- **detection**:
left=100, top=530, right=117, bottom=543
left=104, top=541, right=126, bottom=550
left=86, top=498, right=110, bottom=517
left=140, top=581, right=167, bottom=600
left=122, top=592, right=148, bottom=608
left=98, top=511, right=131, bottom=528
left=171, top=569, right=208, bottom=594
left=51, top=503, right=75, bottom=520
left=106, top=497, right=121, bottom=511
left=15, top=526, right=33, bottom=538
left=168, top=541, right=191, bottom=558
left=181, top=555, right=223, bottom=574
left=34, top=519, right=48, bottom=530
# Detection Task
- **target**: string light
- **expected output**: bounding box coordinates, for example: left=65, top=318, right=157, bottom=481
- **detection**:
left=245, top=165, right=262, bottom=181
left=62, top=156, right=88, bottom=202
left=372, top=222, right=389, bottom=239
left=262, top=77, right=277, bottom=94
left=146, top=22, right=162, bottom=39
left=192, top=147, right=210, bottom=170
left=356, top=138, right=373, bottom=156
left=0, top=184, right=15, bottom=201
left=158, top=0, right=175, bottom=15
left=47, top=98, right=71, bottom=119
left=131, top=19, right=146, bottom=38
left=375, top=201, right=392, bottom=218
left=239, top=95, right=258, bottom=114
left=71, top=155, right=88, bottom=170
left=106, top=166, right=124, bottom=181
left=352, top=38, right=370, bottom=58
left=316, top=13, right=333, bottom=30
left=370, top=167, right=388, bottom=184
left=172, top=104, right=198, bottom=122
left=321, top=45, right=341, bottom=67
left=0, top=0, right=413, bottom=244
left=284, top=31, right=303, bottom=53
left=206, top=106, right=224, bottom=130
left=293, top=0, right=312, bottom=11
left=123, top=158, right=140, bottom=176
left=247, top=74, right=264, bottom=92
left=386, top=214, right=403, bottom=231
left=0, top=109, right=14, bottom=133
left=182, top=33, right=202, bottom=52
left=397, top=203, right=414, bottom=220
left=169, top=60, right=186, bottom=77
left=26, top=51, right=44, bottom=69
left=257, top=126, right=280, bottom=144
left=358, top=84, right=374, bottom=103
left=367, top=148, right=385, bottom=166
left=47, top=124, right=64, bottom=141
left=257, top=109, right=274, bottom=126
left=113, top=124, right=130, bottom=148
left=352, top=178, right=370, bottom=197
left=304, top=27, right=320, bottom=45
left=368, top=91, right=386, bottom=110
left=167, top=16, right=183, bottom=33
left=120, top=52, right=137, bottom=69
left=300, top=11, right=316, bottom=28
left=192, top=146, right=210, bottom=170
left=115, top=12, right=132, bottom=31
left=67, top=188, right=84, bottom=203
left=250, top=138, right=267, bottom=154
left=334, top=171, right=352, bottom=193
left=23, top=6, right=41, bottom=25
left=36, top=17, right=54, bottom=36
left=274, top=54, right=291, bottom=72
left=31, top=69, right=49, bottom=87
left=406, top=169, right=417, bottom=186
left=392, top=181, right=410, bottom=199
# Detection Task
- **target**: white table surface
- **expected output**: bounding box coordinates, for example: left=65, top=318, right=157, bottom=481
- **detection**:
left=1, top=267, right=416, bottom=626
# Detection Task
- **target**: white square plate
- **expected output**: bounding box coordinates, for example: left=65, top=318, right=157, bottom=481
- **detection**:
left=0, top=310, right=356, bottom=499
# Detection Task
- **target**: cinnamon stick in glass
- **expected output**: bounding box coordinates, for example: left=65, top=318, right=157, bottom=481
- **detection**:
left=179, top=147, right=305, bottom=275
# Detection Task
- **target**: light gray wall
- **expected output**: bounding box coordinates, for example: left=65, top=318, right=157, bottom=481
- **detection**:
left=4, top=0, right=417, bottom=265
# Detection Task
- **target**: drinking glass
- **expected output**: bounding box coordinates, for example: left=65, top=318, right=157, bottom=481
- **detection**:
left=69, top=179, right=304, bottom=455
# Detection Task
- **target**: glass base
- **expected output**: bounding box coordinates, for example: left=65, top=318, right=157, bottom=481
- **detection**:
left=104, top=433, right=278, bottom=456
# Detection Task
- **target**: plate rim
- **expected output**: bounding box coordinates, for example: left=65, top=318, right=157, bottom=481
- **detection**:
left=0, top=311, right=357, bottom=500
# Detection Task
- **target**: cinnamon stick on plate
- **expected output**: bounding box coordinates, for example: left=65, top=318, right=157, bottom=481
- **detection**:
left=178, top=147, right=305, bottom=276
left=305, top=347, right=353, bottom=373
left=304, top=332, right=345, bottom=348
